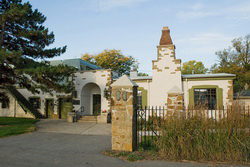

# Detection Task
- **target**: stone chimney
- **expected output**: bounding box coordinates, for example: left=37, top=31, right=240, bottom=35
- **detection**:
left=159, top=26, right=173, bottom=45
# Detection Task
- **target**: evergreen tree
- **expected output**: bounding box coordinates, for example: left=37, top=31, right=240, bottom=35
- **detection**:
left=0, top=0, right=74, bottom=101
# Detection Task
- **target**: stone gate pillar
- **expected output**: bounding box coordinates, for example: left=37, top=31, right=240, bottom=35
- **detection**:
left=110, top=75, right=138, bottom=152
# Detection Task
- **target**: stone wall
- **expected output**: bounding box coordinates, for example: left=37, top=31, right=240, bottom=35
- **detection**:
left=111, top=75, right=138, bottom=152
left=167, top=93, right=184, bottom=115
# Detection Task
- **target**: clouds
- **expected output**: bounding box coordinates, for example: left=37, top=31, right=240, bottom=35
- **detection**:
left=96, top=0, right=149, bottom=11
left=176, top=1, right=250, bottom=21
left=176, top=32, right=234, bottom=66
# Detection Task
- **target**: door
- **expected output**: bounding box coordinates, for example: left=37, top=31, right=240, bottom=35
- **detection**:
left=93, top=94, right=101, bottom=116
left=59, top=98, right=73, bottom=119
left=46, top=99, right=54, bottom=118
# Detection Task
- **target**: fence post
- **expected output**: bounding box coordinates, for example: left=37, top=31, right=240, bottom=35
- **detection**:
left=110, top=75, right=138, bottom=152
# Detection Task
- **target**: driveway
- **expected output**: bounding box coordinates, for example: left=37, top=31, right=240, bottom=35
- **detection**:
left=36, top=119, right=112, bottom=136
left=0, top=120, right=246, bottom=167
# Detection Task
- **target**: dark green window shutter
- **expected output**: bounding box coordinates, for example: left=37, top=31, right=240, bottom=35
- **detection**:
left=138, top=87, right=148, bottom=108
left=188, top=89, right=194, bottom=109
left=217, top=88, right=223, bottom=109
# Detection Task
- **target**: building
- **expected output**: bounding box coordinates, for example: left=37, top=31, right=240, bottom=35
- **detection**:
left=0, top=27, right=236, bottom=120
left=131, top=27, right=235, bottom=111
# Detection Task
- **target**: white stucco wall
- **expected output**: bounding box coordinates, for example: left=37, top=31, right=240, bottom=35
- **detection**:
left=182, top=79, right=233, bottom=107
left=74, top=69, right=112, bottom=115
left=150, top=45, right=182, bottom=106
left=1, top=69, right=112, bottom=118
left=0, top=91, right=34, bottom=118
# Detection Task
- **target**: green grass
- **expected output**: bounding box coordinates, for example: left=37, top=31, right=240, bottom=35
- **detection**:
left=0, top=117, right=39, bottom=138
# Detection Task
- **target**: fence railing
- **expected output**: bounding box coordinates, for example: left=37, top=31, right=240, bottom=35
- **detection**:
left=137, top=105, right=250, bottom=149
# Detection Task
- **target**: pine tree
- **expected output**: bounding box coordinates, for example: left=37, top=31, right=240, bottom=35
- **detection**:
left=0, top=0, right=74, bottom=101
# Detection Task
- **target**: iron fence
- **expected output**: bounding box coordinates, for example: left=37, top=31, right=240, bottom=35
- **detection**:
left=137, top=105, right=250, bottom=149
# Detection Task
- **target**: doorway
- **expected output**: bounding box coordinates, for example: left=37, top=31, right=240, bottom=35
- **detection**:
left=45, top=99, right=54, bottom=118
left=81, top=83, right=101, bottom=115
left=93, top=94, right=101, bottom=116
left=58, top=98, right=73, bottom=119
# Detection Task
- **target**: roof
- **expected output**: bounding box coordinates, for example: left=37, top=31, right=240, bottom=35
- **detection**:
left=50, top=58, right=101, bottom=70
left=130, top=76, right=152, bottom=80
left=234, top=90, right=250, bottom=98
left=111, top=75, right=138, bottom=87
left=182, top=73, right=236, bottom=79
left=168, top=86, right=183, bottom=94
left=128, top=73, right=236, bottom=81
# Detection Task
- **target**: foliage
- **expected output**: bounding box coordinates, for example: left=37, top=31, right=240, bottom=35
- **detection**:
left=81, top=49, right=138, bottom=76
left=211, top=34, right=250, bottom=92
left=0, top=0, right=75, bottom=100
left=138, top=72, right=149, bottom=76
left=181, top=60, right=208, bottom=74
left=0, top=117, right=39, bottom=138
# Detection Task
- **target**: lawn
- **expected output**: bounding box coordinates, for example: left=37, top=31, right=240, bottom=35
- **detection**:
left=0, top=117, right=39, bottom=138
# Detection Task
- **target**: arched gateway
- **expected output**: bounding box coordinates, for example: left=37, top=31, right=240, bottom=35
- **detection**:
left=81, top=83, right=101, bottom=116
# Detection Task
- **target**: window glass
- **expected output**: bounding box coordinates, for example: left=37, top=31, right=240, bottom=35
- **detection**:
left=194, top=88, right=216, bottom=110
left=1, top=96, right=9, bottom=108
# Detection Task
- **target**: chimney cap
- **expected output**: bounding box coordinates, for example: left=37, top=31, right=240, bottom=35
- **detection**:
left=160, top=26, right=173, bottom=45
left=162, top=26, right=169, bottom=30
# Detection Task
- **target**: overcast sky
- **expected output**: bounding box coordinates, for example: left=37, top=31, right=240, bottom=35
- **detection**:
left=26, top=0, right=250, bottom=74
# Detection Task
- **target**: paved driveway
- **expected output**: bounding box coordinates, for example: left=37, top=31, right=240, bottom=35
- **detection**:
left=0, top=120, right=246, bottom=167
left=36, top=119, right=112, bottom=136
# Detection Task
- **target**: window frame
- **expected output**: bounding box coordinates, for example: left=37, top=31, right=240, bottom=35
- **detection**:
left=29, top=97, right=41, bottom=109
left=188, top=85, right=223, bottom=110
left=194, top=88, right=217, bottom=110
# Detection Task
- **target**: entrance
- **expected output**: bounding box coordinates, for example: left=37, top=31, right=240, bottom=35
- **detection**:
left=93, top=94, right=101, bottom=116
left=45, top=99, right=54, bottom=118
left=81, top=83, right=101, bottom=115
left=58, top=98, right=73, bottom=119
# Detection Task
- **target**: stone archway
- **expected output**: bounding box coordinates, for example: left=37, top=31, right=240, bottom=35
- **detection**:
left=81, top=83, right=101, bottom=116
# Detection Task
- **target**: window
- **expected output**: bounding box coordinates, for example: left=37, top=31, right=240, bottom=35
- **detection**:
left=1, top=96, right=9, bottom=109
left=29, top=97, right=40, bottom=109
left=137, top=90, right=142, bottom=109
left=194, top=88, right=216, bottom=110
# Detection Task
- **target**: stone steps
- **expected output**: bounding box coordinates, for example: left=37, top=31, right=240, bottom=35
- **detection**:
left=78, top=116, right=97, bottom=122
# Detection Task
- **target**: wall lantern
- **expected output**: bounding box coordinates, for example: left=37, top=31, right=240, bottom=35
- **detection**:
left=122, top=92, right=127, bottom=101
left=116, top=91, right=121, bottom=101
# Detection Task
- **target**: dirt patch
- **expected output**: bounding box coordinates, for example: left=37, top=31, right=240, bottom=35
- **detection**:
left=0, top=125, right=9, bottom=128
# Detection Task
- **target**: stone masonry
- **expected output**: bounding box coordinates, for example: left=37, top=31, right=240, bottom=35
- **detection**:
left=111, top=75, right=138, bottom=152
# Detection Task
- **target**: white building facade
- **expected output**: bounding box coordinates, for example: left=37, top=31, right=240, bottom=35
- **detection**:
left=0, top=27, right=235, bottom=120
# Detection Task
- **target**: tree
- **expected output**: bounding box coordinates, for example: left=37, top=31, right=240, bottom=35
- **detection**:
left=211, top=34, right=250, bottom=92
left=181, top=60, right=208, bottom=74
left=0, top=0, right=74, bottom=101
left=138, top=72, right=149, bottom=76
left=81, top=49, right=138, bottom=76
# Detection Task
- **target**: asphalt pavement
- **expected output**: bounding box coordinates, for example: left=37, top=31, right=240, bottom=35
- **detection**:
left=0, top=119, right=247, bottom=167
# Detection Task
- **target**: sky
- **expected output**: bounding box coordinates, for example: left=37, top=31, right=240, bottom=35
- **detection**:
left=25, top=0, right=250, bottom=74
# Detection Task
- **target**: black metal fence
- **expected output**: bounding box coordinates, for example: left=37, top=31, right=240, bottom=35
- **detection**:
left=137, top=105, right=250, bottom=149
